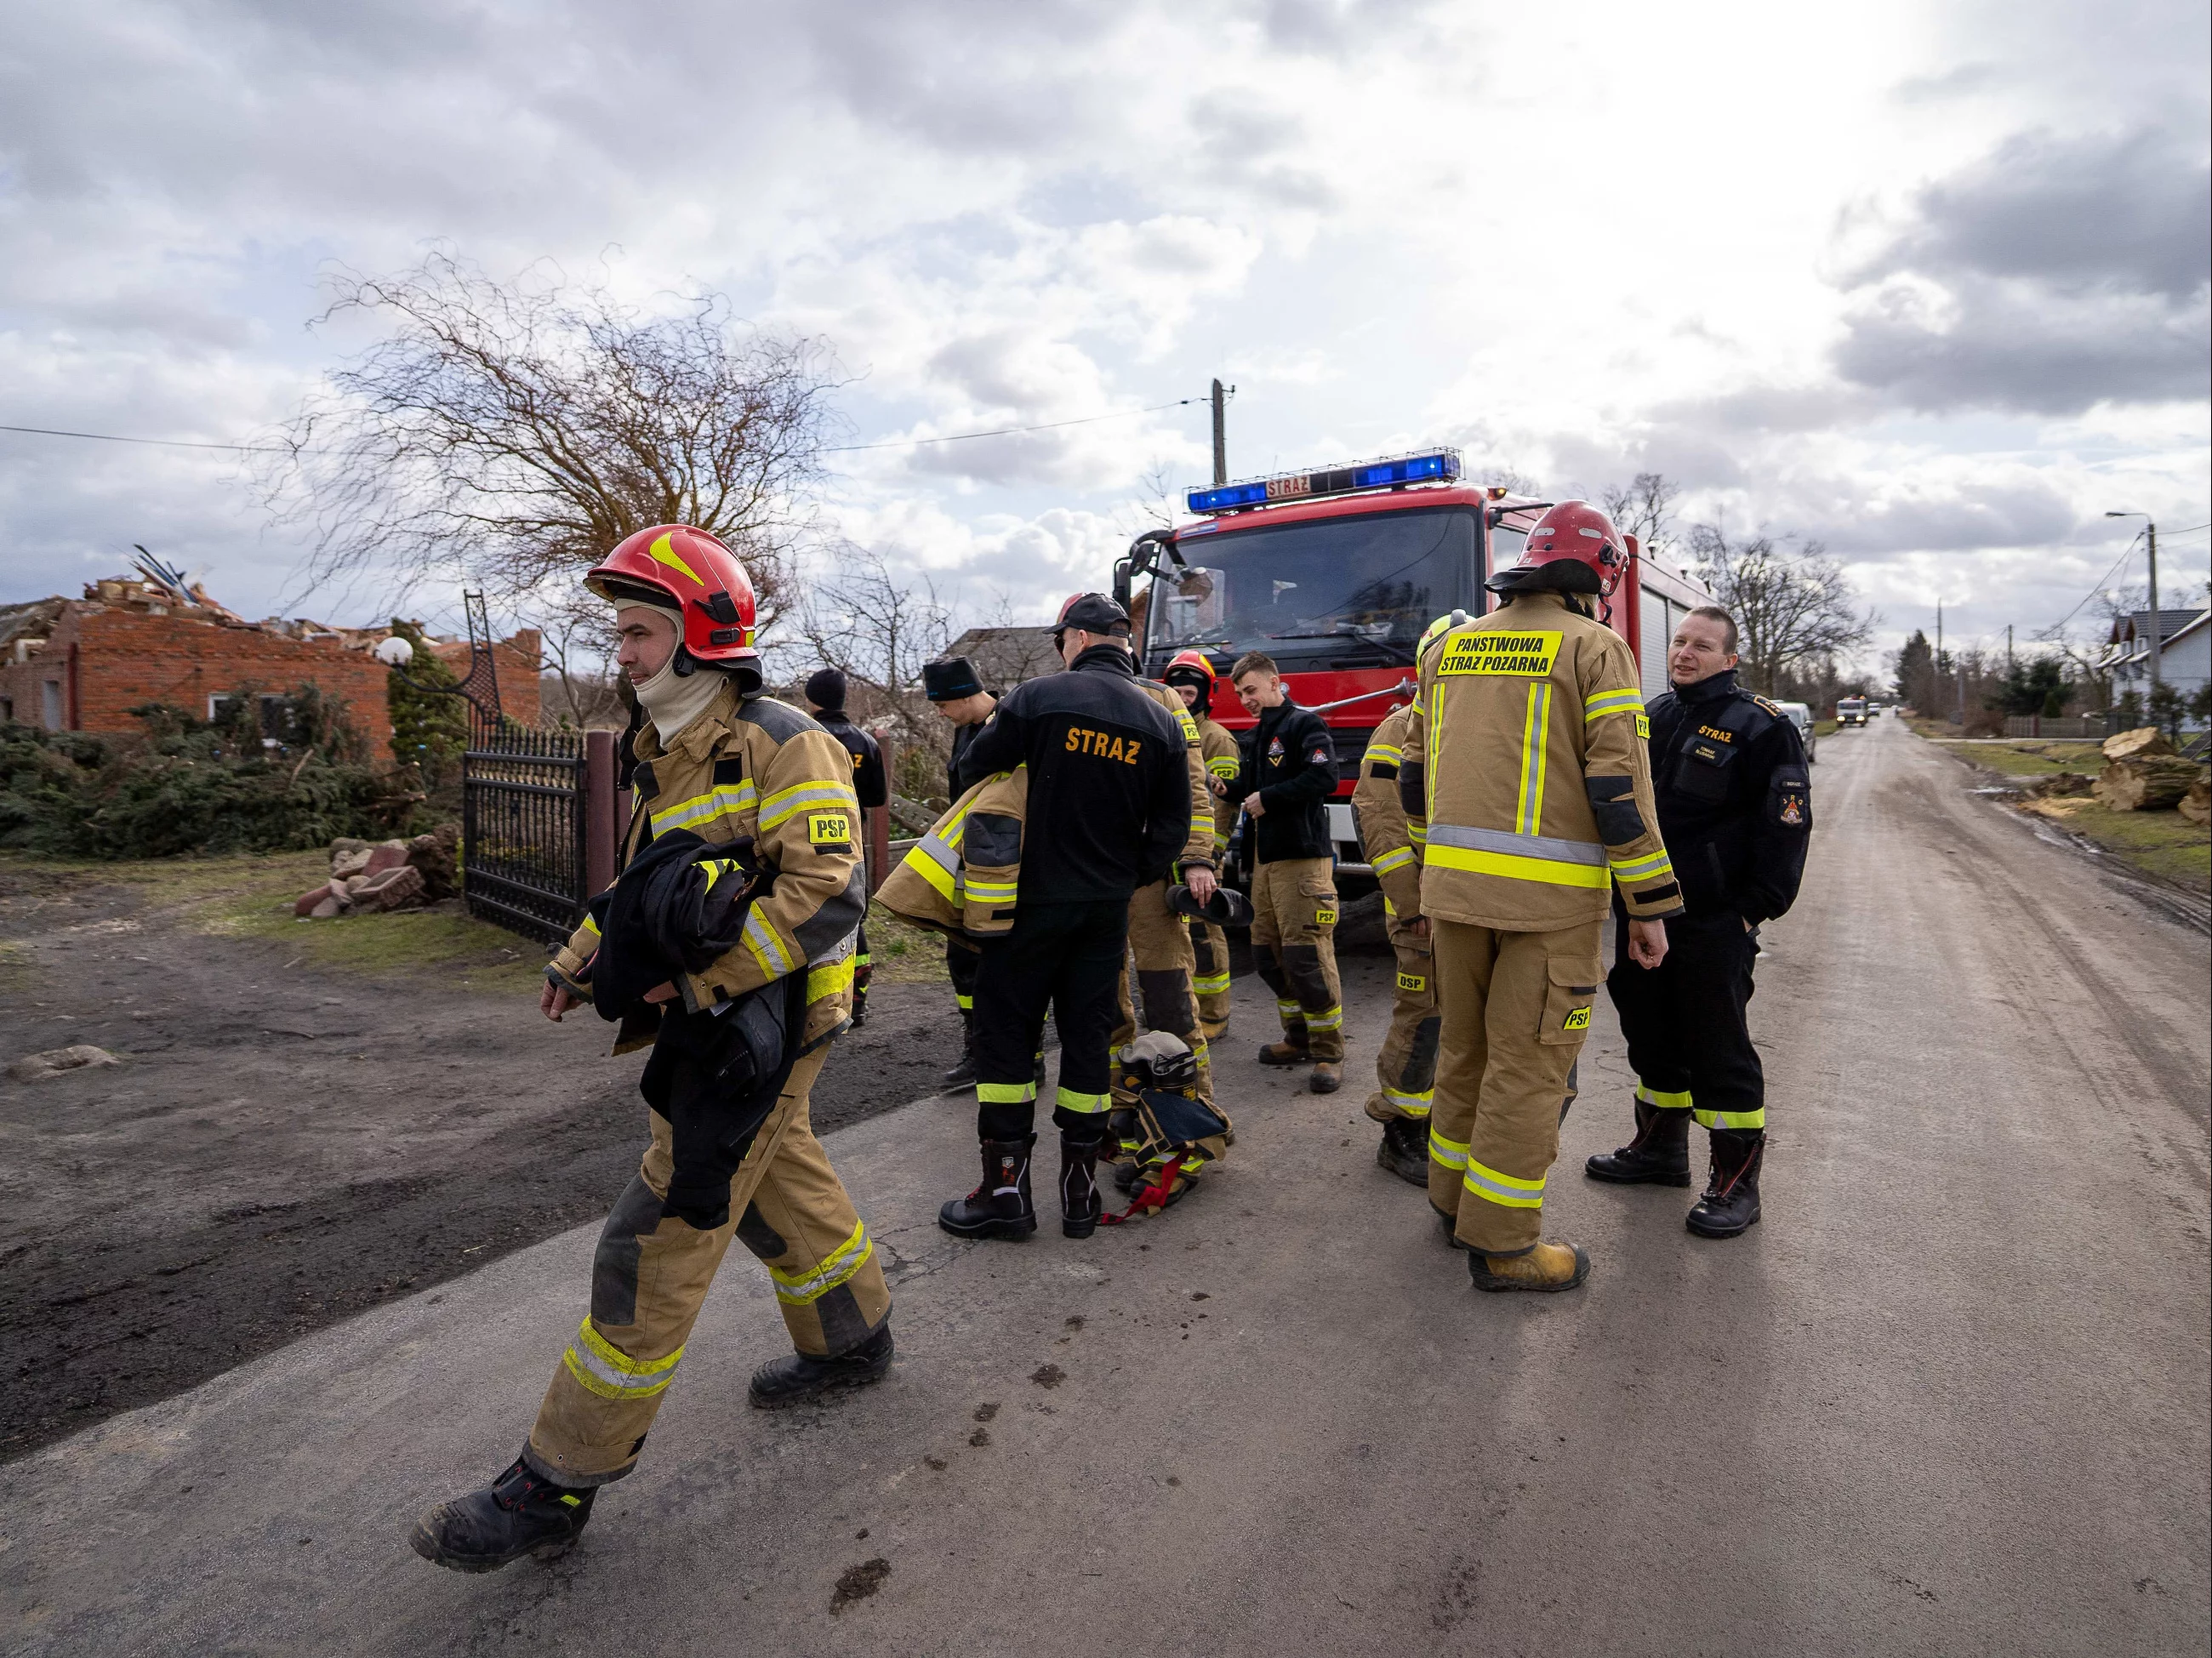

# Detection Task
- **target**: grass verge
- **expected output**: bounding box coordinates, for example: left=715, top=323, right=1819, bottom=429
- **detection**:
left=1927, top=739, right=2209, bottom=894
left=864, top=901, right=953, bottom=984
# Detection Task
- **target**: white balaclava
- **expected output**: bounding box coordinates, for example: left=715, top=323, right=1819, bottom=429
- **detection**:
left=626, top=602, right=725, bottom=738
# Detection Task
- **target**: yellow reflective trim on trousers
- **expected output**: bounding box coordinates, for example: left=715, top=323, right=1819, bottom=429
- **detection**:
left=955, top=993, right=974, bottom=1011
left=1423, top=842, right=1611, bottom=888
left=1428, top=1126, right=1469, bottom=1169
left=1464, top=1157, right=1545, bottom=1208
left=976, top=1081, right=1036, bottom=1104
left=1371, top=845, right=1417, bottom=875
left=1383, top=1086, right=1433, bottom=1113
left=743, top=907, right=795, bottom=978
left=1514, top=682, right=1550, bottom=835
left=768, top=1220, right=875, bottom=1305
left=1275, top=998, right=1302, bottom=1016
left=1695, top=1106, right=1766, bottom=1130
left=1584, top=689, right=1644, bottom=722
left=1305, top=1005, right=1344, bottom=1030
left=806, top=956, right=857, bottom=1000
left=1637, top=1084, right=1694, bottom=1111
left=651, top=781, right=758, bottom=836
left=1055, top=1086, right=1110, bottom=1115
left=758, top=781, right=859, bottom=831
left=1610, top=850, right=1674, bottom=881
left=562, top=1319, right=682, bottom=1401
left=1192, top=971, right=1231, bottom=994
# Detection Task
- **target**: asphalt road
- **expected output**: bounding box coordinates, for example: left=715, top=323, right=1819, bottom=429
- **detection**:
left=6, top=715, right=2207, bottom=1655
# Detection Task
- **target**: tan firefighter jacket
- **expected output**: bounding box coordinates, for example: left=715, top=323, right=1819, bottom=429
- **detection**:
left=547, top=679, right=867, bottom=1051
left=1400, top=590, right=1682, bottom=932
left=1352, top=704, right=1422, bottom=924
left=875, top=767, right=1029, bottom=939
left=1135, top=677, right=1222, bottom=875
left=1196, top=715, right=1240, bottom=857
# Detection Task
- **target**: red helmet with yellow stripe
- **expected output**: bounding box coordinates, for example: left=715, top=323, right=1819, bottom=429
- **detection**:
left=586, top=525, right=760, bottom=683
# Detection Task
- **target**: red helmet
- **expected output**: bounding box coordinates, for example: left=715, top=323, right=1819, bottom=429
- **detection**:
left=1161, top=648, right=1217, bottom=692
left=1486, top=501, right=1630, bottom=597
left=587, top=525, right=760, bottom=684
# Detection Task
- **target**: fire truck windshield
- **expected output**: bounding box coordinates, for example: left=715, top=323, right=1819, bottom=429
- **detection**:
left=1147, top=504, right=1481, bottom=669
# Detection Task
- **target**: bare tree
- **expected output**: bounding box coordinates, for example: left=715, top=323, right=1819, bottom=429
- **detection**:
left=1600, top=472, right=1681, bottom=561
left=1476, top=462, right=1538, bottom=495
left=785, top=543, right=961, bottom=787
left=257, top=248, right=841, bottom=630
left=1689, top=521, right=1875, bottom=695
left=534, top=590, right=628, bottom=728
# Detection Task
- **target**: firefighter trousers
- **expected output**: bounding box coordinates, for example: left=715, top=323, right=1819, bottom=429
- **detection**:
left=1365, top=923, right=1439, bottom=1125
left=1606, top=909, right=1764, bottom=1131
left=1111, top=880, right=1217, bottom=1106
left=525, top=1040, right=891, bottom=1487
left=974, top=898, right=1127, bottom=1140
left=1426, top=918, right=1603, bottom=1256
left=1188, top=917, right=1232, bottom=1040
left=1248, top=857, right=1343, bottom=1062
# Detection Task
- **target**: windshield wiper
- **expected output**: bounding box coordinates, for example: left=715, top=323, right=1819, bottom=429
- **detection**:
left=1268, top=626, right=1415, bottom=664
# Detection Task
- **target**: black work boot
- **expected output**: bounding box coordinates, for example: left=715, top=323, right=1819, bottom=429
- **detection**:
left=1059, top=1132, right=1105, bottom=1239
left=1257, top=1039, right=1310, bottom=1067
left=409, top=1455, right=596, bottom=1573
left=1377, top=1115, right=1428, bottom=1185
left=1686, top=1129, right=1764, bottom=1239
left=938, top=1136, right=1038, bottom=1240
left=941, top=1015, right=978, bottom=1091
left=749, top=1324, right=895, bottom=1408
left=1584, top=1097, right=1693, bottom=1187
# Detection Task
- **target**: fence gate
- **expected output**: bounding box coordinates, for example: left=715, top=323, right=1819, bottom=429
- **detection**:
left=463, top=724, right=589, bottom=948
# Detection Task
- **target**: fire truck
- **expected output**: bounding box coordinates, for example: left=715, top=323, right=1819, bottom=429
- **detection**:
left=1114, top=447, right=1712, bottom=888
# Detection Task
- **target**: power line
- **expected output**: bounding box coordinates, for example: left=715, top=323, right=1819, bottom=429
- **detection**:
left=2044, top=529, right=2143, bottom=635
left=0, top=422, right=288, bottom=453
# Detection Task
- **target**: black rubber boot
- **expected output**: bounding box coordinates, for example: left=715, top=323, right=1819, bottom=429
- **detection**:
left=938, top=1136, right=1038, bottom=1240
left=748, top=1325, right=894, bottom=1408
left=1059, top=1132, right=1104, bottom=1239
left=941, top=1014, right=977, bottom=1091
left=1377, top=1116, right=1428, bottom=1185
left=1686, top=1129, right=1764, bottom=1239
left=1584, top=1098, right=1692, bottom=1186
left=409, top=1455, right=596, bottom=1573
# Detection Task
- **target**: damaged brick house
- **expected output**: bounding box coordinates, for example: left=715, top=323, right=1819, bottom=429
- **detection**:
left=0, top=576, right=540, bottom=749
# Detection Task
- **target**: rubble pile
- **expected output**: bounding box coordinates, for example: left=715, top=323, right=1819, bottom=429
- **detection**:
left=295, top=824, right=459, bottom=920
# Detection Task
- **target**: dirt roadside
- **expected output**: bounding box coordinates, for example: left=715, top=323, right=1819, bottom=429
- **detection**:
left=0, top=856, right=972, bottom=1461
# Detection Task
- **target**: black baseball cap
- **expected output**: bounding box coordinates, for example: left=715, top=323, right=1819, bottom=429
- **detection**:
left=1051, top=592, right=1131, bottom=636
left=923, top=656, right=984, bottom=701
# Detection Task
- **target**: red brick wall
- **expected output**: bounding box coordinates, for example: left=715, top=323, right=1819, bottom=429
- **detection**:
left=46, top=605, right=394, bottom=746
left=0, top=647, right=69, bottom=732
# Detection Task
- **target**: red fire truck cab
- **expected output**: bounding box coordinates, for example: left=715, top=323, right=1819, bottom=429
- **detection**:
left=1115, top=448, right=1712, bottom=887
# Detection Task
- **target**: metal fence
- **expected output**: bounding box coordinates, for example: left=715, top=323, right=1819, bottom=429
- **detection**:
left=2001, top=715, right=2111, bottom=739
left=463, top=724, right=589, bottom=948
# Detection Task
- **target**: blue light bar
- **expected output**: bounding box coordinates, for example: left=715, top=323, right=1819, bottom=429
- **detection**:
left=1186, top=448, right=1462, bottom=515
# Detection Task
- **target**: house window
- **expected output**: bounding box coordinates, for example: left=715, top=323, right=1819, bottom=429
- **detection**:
left=208, top=692, right=301, bottom=747
left=42, top=680, right=63, bottom=731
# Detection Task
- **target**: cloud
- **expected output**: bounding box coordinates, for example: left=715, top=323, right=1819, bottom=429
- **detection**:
left=1831, top=127, right=2211, bottom=414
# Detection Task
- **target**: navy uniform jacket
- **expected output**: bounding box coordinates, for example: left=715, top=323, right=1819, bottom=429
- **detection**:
left=1642, top=669, right=1810, bottom=924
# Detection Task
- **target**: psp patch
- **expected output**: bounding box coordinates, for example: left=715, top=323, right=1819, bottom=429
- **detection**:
left=1562, top=1006, right=1591, bottom=1032
left=807, top=811, right=853, bottom=849
left=1436, top=631, right=1562, bottom=677
left=1314, top=906, right=1338, bottom=926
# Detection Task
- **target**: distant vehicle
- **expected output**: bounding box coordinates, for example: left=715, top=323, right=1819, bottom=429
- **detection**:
left=1777, top=700, right=1816, bottom=763
left=1837, top=697, right=1869, bottom=728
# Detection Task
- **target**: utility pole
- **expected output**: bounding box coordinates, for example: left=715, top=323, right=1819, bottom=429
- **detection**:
left=2105, top=511, right=2161, bottom=693
left=1210, top=379, right=1230, bottom=487
left=1936, top=600, right=1943, bottom=663
left=2007, top=624, right=2014, bottom=671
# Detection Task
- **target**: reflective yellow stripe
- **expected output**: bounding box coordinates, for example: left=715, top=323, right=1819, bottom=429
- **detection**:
left=1207, top=757, right=1240, bottom=778
left=1055, top=1086, right=1110, bottom=1115
left=1610, top=850, right=1674, bottom=881
left=759, top=782, right=859, bottom=831
left=1364, top=742, right=1404, bottom=764
left=1383, top=1087, right=1433, bottom=1115
left=1428, top=1126, right=1469, bottom=1170
left=1408, top=820, right=1428, bottom=846
left=1464, top=1157, right=1545, bottom=1209
left=1305, top=1005, right=1343, bottom=1030
left=1638, top=1084, right=1694, bottom=1111
left=1371, top=846, right=1416, bottom=875
left=806, top=956, right=857, bottom=1001
left=1424, top=842, right=1610, bottom=888
left=743, top=907, right=795, bottom=978
left=768, top=1221, right=875, bottom=1305
left=1275, top=998, right=1302, bottom=1017
left=562, top=1319, right=682, bottom=1401
left=1584, top=688, right=1644, bottom=722
left=977, top=1081, right=1037, bottom=1104
left=580, top=914, right=601, bottom=938
left=1695, top=1106, right=1766, bottom=1130
left=965, top=880, right=1018, bottom=901
left=1514, top=682, right=1550, bottom=836
left=650, top=781, right=758, bottom=835
left=1192, top=971, right=1231, bottom=994
left=955, top=993, right=974, bottom=1012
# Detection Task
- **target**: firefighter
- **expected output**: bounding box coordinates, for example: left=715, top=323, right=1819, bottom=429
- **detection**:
left=1400, top=502, right=1681, bottom=1292
left=925, top=655, right=995, bottom=1088
left=806, top=668, right=887, bottom=1027
left=1160, top=648, right=1241, bottom=1040
left=1223, top=652, right=1345, bottom=1092
left=1586, top=604, right=1810, bottom=1237
left=411, top=526, right=888, bottom=1572
left=938, top=593, right=1191, bottom=1240
left=1352, top=686, right=1436, bottom=1182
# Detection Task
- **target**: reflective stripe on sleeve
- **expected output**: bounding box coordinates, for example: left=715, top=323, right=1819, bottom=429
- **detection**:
left=806, top=956, right=858, bottom=1000
left=768, top=1221, right=875, bottom=1306
left=1610, top=849, right=1675, bottom=882
left=743, top=907, right=796, bottom=979
left=1363, top=742, right=1404, bottom=765
left=1371, top=846, right=1417, bottom=875
left=1463, top=1158, right=1545, bottom=1209
left=562, top=1319, right=682, bottom=1401
left=964, top=878, right=1019, bottom=903
left=1584, top=688, right=1645, bottom=722
left=1428, top=1125, right=1469, bottom=1171
left=650, top=781, right=759, bottom=836
left=1207, top=756, right=1240, bottom=779
left=759, top=782, right=859, bottom=831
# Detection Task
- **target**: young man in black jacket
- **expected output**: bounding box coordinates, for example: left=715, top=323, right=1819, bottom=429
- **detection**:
left=1586, top=605, right=1810, bottom=1237
left=940, top=595, right=1191, bottom=1239
left=1224, top=651, right=1346, bottom=1093
left=806, top=668, right=887, bottom=1026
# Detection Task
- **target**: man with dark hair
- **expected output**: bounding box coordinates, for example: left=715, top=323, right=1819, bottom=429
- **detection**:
left=1223, top=651, right=1346, bottom=1092
left=925, top=656, right=995, bottom=1086
left=1586, top=604, right=1810, bottom=1238
left=806, top=669, right=887, bottom=1027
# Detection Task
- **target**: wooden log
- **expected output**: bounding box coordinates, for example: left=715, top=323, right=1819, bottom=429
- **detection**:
left=2180, top=776, right=2211, bottom=827
left=2092, top=756, right=2203, bottom=811
left=2101, top=726, right=2174, bottom=762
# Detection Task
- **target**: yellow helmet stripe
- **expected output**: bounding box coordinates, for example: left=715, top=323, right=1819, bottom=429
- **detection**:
left=647, top=532, right=703, bottom=588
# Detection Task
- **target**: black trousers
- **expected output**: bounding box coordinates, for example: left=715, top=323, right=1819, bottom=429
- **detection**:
left=972, top=898, right=1128, bottom=1142
left=1606, top=910, right=1765, bottom=1131
left=947, top=937, right=980, bottom=1015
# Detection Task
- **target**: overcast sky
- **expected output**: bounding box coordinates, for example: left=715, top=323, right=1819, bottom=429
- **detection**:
left=2, top=0, right=2205, bottom=666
